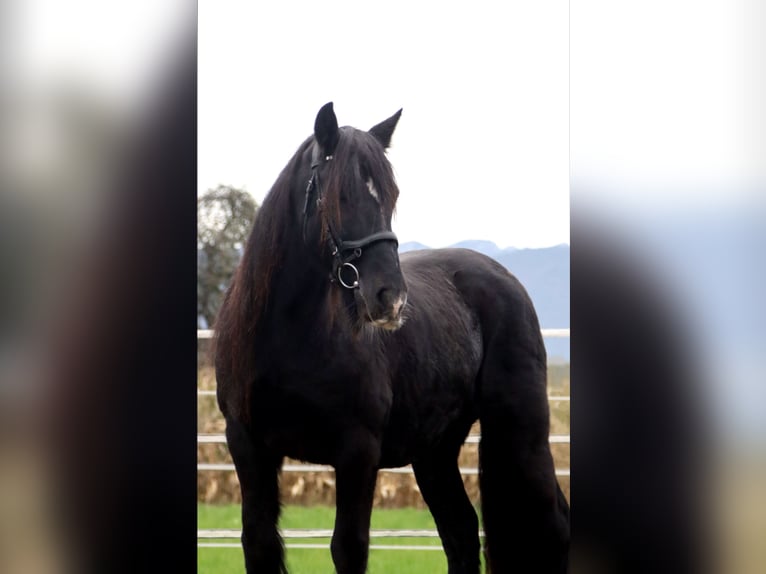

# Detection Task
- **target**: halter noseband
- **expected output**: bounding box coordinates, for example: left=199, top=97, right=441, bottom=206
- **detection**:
left=303, top=144, right=399, bottom=289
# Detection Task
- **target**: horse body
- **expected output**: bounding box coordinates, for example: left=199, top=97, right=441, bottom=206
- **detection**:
left=378, top=249, right=494, bottom=465
left=215, top=103, right=569, bottom=574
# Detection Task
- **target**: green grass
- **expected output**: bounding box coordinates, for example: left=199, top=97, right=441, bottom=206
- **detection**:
left=198, top=504, right=481, bottom=573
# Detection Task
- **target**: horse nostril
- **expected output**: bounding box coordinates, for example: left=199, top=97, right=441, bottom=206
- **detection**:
left=377, top=287, right=393, bottom=307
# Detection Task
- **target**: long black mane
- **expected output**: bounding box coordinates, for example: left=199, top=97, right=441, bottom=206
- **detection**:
left=215, top=126, right=399, bottom=398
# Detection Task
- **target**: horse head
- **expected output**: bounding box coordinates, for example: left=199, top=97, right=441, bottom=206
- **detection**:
left=302, top=102, right=407, bottom=331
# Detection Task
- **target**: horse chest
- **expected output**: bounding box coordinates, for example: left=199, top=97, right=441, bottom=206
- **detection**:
left=248, top=371, right=392, bottom=463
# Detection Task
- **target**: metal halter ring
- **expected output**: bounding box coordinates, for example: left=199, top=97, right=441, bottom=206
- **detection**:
left=337, top=262, right=360, bottom=289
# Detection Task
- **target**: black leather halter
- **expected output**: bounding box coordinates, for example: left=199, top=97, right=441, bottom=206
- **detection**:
left=303, top=144, right=399, bottom=289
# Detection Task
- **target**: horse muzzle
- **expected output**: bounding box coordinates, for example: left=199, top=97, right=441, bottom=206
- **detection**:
left=370, top=291, right=407, bottom=331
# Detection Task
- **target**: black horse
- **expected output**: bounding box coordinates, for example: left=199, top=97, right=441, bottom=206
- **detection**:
left=215, top=103, right=569, bottom=574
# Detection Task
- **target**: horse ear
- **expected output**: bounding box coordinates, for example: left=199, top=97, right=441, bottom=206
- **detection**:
left=314, top=102, right=339, bottom=155
left=369, top=109, right=402, bottom=149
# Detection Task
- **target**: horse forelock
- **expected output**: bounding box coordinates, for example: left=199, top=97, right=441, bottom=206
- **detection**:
left=318, top=128, right=399, bottom=238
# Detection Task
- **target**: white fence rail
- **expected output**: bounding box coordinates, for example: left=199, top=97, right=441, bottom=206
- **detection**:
left=197, top=434, right=570, bottom=445
left=200, top=529, right=449, bottom=539
left=203, top=543, right=452, bottom=551
left=198, top=389, right=570, bottom=400
left=197, top=462, right=570, bottom=477
left=198, top=328, right=569, bottom=340
left=197, top=328, right=570, bottom=549
left=198, top=528, right=471, bottom=551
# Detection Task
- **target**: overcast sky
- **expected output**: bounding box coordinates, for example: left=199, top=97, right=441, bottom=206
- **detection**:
left=13, top=1, right=760, bottom=249
left=199, top=2, right=569, bottom=249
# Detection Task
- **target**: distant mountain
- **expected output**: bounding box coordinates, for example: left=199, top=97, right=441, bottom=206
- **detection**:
left=447, top=240, right=505, bottom=258
left=399, top=241, right=570, bottom=361
left=398, top=241, right=431, bottom=253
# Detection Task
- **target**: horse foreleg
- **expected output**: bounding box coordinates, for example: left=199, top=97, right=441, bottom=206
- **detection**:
left=225, top=417, right=285, bottom=574
left=331, top=432, right=380, bottom=574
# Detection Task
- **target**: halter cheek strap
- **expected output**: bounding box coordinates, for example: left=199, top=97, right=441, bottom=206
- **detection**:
left=302, top=145, right=330, bottom=240
left=302, top=144, right=399, bottom=289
